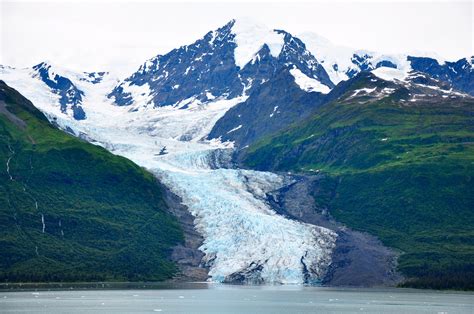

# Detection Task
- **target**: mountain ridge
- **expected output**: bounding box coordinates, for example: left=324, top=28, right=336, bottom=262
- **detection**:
left=2, top=19, right=472, bottom=123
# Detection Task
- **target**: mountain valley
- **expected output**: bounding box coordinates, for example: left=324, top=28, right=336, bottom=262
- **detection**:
left=1, top=18, right=473, bottom=289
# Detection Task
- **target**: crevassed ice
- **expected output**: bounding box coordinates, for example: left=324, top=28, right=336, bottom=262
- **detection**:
left=1, top=66, right=338, bottom=284
left=153, top=149, right=337, bottom=284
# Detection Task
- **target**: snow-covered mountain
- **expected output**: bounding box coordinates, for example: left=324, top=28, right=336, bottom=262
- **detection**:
left=298, top=32, right=409, bottom=84
left=2, top=18, right=472, bottom=124
left=0, top=62, right=115, bottom=122
left=107, top=18, right=333, bottom=108
left=339, top=67, right=470, bottom=106
left=408, top=55, right=474, bottom=95
left=299, top=32, right=474, bottom=94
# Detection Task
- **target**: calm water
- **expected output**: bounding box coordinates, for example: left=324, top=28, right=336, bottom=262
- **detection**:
left=1, top=283, right=472, bottom=313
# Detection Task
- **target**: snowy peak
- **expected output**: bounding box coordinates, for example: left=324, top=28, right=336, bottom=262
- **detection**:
left=108, top=20, right=241, bottom=107
left=32, top=61, right=109, bottom=85
left=230, top=18, right=285, bottom=68
left=108, top=19, right=333, bottom=109
left=1, top=62, right=116, bottom=121
left=20, top=19, right=469, bottom=119
left=299, top=32, right=411, bottom=84
left=298, top=32, right=474, bottom=97
left=31, top=62, right=86, bottom=120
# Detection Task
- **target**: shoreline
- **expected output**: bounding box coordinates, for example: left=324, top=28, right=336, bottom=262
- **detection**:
left=0, top=281, right=211, bottom=292
left=1, top=281, right=473, bottom=293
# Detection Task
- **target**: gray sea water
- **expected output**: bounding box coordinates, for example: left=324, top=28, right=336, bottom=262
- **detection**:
left=1, top=283, right=473, bottom=313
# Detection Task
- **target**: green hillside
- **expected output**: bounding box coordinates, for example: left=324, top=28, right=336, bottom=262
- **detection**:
left=0, top=81, right=183, bottom=282
left=244, top=74, right=474, bottom=289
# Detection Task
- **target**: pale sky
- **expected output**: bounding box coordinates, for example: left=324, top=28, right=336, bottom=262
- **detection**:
left=1, top=0, right=473, bottom=77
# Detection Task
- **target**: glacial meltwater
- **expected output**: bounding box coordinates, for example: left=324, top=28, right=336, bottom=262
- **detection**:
left=1, top=284, right=473, bottom=313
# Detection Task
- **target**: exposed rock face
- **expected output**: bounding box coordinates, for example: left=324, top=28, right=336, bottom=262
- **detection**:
left=408, top=56, right=474, bottom=96
left=161, top=184, right=209, bottom=281
left=32, top=62, right=86, bottom=120
left=208, top=68, right=327, bottom=148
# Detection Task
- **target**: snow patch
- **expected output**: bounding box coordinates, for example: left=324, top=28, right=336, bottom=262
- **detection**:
left=269, top=106, right=279, bottom=118
left=122, top=82, right=153, bottom=107
left=206, top=91, right=216, bottom=100
left=351, top=87, right=377, bottom=97
left=227, top=124, right=242, bottom=134
left=41, top=214, right=45, bottom=233
left=290, top=68, right=330, bottom=94
left=382, top=88, right=396, bottom=94
left=372, top=67, right=408, bottom=82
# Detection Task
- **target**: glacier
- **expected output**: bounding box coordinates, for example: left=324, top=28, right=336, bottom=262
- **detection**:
left=1, top=63, right=337, bottom=284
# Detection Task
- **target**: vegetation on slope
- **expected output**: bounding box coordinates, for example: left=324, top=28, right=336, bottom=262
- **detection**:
left=0, top=81, right=183, bottom=282
left=244, top=74, right=474, bottom=289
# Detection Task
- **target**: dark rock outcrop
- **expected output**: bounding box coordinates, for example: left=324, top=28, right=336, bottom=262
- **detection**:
left=208, top=68, right=327, bottom=148
left=161, top=184, right=208, bottom=281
